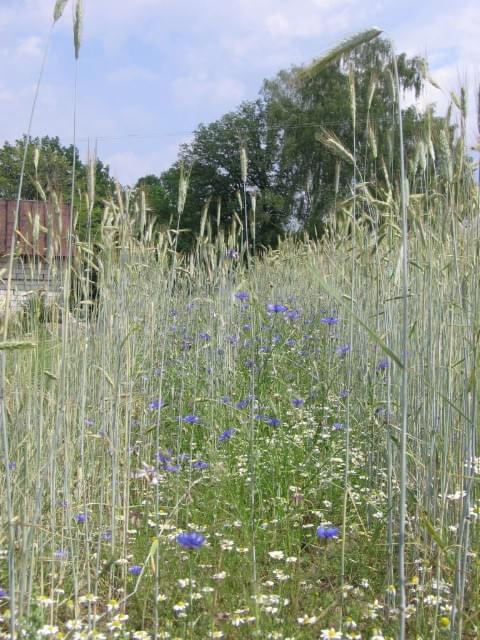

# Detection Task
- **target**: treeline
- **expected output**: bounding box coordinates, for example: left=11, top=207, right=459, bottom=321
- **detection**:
left=0, top=38, right=461, bottom=250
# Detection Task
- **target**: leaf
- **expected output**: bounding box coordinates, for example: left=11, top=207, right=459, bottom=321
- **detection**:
left=352, top=315, right=404, bottom=369
left=408, top=319, right=417, bottom=338
left=148, top=537, right=159, bottom=575
left=93, top=365, right=114, bottom=388
left=53, top=0, right=69, bottom=23
left=0, top=341, right=37, bottom=351
left=420, top=512, right=448, bottom=550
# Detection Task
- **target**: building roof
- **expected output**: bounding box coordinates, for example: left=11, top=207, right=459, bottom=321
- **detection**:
left=0, top=199, right=73, bottom=258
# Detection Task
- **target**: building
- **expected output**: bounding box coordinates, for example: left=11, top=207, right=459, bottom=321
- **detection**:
left=0, top=198, right=72, bottom=308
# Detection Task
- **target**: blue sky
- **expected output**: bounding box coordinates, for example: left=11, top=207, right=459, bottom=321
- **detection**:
left=0, top=0, right=478, bottom=185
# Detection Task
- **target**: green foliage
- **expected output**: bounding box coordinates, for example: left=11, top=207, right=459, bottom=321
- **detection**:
left=262, top=38, right=428, bottom=233
left=134, top=174, right=174, bottom=229
left=145, top=100, right=289, bottom=251
left=136, top=38, right=441, bottom=248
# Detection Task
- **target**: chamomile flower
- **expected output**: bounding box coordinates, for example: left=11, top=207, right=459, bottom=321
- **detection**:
left=320, top=628, right=342, bottom=639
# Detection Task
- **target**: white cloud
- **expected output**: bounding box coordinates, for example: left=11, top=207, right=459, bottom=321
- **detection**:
left=173, top=74, right=246, bottom=110
left=107, top=65, right=160, bottom=85
left=264, top=1, right=356, bottom=41
left=0, top=87, right=13, bottom=103
left=394, top=0, right=479, bottom=139
left=104, top=148, right=177, bottom=186
left=16, top=36, right=43, bottom=58
left=265, top=14, right=291, bottom=38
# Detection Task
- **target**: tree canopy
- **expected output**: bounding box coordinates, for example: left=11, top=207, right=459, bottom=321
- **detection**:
left=134, top=37, right=440, bottom=248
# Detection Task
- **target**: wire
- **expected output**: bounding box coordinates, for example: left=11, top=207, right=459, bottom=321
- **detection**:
left=78, top=110, right=431, bottom=144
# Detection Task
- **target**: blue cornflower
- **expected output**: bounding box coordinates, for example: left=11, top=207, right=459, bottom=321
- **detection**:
left=54, top=549, right=68, bottom=559
left=267, top=303, right=288, bottom=313
left=332, top=422, right=344, bottom=430
left=149, top=398, right=165, bottom=410
left=377, top=358, right=389, bottom=371
left=84, top=418, right=94, bottom=426
left=267, top=417, right=281, bottom=427
left=235, top=395, right=254, bottom=409
left=221, top=395, right=231, bottom=404
left=199, top=332, right=210, bottom=341
left=320, top=316, right=338, bottom=325
left=336, top=344, right=350, bottom=357
left=180, top=414, right=200, bottom=424
left=255, top=415, right=281, bottom=427
left=192, top=460, right=209, bottom=470
left=0, top=588, right=7, bottom=598
left=235, top=291, right=249, bottom=302
left=226, top=249, right=238, bottom=259
left=74, top=513, right=87, bottom=524
left=219, top=428, right=236, bottom=442
left=287, top=309, right=300, bottom=321
left=339, top=388, right=349, bottom=398
left=155, top=450, right=172, bottom=463
left=128, top=565, right=142, bottom=575
left=164, top=464, right=181, bottom=473
left=316, top=526, right=340, bottom=539
left=101, top=530, right=112, bottom=542
left=291, top=398, right=304, bottom=408
left=176, top=531, right=205, bottom=549
left=286, top=338, right=296, bottom=347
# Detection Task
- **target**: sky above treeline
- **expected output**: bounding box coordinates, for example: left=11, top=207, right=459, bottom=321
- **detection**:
left=0, top=0, right=478, bottom=185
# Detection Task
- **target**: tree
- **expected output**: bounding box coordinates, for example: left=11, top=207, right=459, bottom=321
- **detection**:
left=137, top=38, right=442, bottom=246
left=135, top=101, right=291, bottom=251
left=135, top=174, right=174, bottom=229
left=262, top=38, right=427, bottom=233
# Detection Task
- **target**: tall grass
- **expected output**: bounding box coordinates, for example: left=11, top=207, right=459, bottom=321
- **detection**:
left=0, top=9, right=479, bottom=640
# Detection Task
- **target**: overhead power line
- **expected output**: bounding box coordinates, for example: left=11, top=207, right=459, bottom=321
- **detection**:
left=78, top=111, right=438, bottom=144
